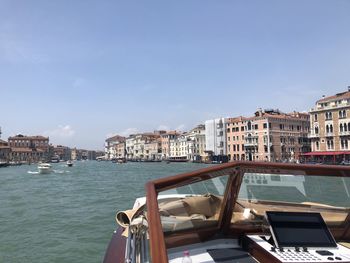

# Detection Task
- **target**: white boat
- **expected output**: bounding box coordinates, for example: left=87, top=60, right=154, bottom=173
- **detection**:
left=38, top=163, right=52, bottom=174
left=67, top=160, right=73, bottom=167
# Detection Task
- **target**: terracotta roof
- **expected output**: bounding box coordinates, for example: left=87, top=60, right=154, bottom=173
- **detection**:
left=250, top=112, right=309, bottom=121
left=8, top=135, right=48, bottom=140
left=106, top=135, right=125, bottom=142
left=161, top=131, right=180, bottom=136
left=316, top=91, right=350, bottom=103
left=227, top=116, right=247, bottom=123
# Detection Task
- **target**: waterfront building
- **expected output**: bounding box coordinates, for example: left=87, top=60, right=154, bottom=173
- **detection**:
left=247, top=109, right=309, bottom=162
left=160, top=131, right=180, bottom=159
left=8, top=134, right=50, bottom=162
left=144, top=138, right=162, bottom=160
left=307, top=88, right=350, bottom=163
left=169, top=133, right=189, bottom=160
left=205, top=118, right=228, bottom=161
left=105, top=135, right=125, bottom=160
left=134, top=133, right=161, bottom=160
left=87, top=150, right=96, bottom=160
left=0, top=139, right=10, bottom=162
left=126, top=135, right=136, bottom=160
left=186, top=124, right=207, bottom=162
left=53, top=145, right=72, bottom=161
left=71, top=148, right=82, bottom=161
left=114, top=141, right=126, bottom=159
left=226, top=109, right=310, bottom=162
left=226, top=117, right=247, bottom=161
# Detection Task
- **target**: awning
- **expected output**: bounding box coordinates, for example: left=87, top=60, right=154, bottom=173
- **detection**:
left=301, top=151, right=350, bottom=156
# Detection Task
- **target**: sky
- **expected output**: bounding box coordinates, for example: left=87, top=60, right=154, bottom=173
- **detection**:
left=1, top=0, right=350, bottom=150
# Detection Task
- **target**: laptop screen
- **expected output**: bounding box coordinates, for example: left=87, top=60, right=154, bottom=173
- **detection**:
left=266, top=211, right=337, bottom=248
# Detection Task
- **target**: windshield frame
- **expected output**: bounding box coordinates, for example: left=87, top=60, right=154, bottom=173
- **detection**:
left=146, top=161, right=350, bottom=263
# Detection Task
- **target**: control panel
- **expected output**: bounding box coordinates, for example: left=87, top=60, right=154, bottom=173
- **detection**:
left=247, top=235, right=350, bottom=263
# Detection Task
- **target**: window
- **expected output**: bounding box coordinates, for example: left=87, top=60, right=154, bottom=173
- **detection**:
left=315, top=126, right=319, bottom=134
left=241, top=126, right=244, bottom=131
left=263, top=123, right=267, bottom=129
left=325, top=112, right=332, bottom=120
left=327, top=140, right=334, bottom=150
left=339, top=110, right=346, bottom=119
left=316, top=141, right=319, bottom=150
left=340, top=123, right=344, bottom=133
left=247, top=121, right=252, bottom=131
left=254, top=124, right=258, bottom=130
left=314, top=114, right=318, bottom=121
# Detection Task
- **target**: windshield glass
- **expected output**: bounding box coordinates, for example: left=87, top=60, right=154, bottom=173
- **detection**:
left=158, top=174, right=229, bottom=233
left=234, top=173, right=350, bottom=226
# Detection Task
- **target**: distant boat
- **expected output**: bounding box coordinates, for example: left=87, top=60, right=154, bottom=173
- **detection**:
left=0, top=161, right=9, bottom=168
left=38, top=163, right=52, bottom=174
left=117, top=158, right=126, bottom=164
left=51, top=156, right=60, bottom=163
left=67, top=160, right=73, bottom=167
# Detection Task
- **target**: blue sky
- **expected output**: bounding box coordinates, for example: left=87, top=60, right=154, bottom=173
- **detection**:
left=1, top=0, right=350, bottom=150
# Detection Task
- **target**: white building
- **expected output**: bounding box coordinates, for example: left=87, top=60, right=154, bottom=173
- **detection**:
left=169, top=134, right=189, bottom=160
left=126, top=135, right=136, bottom=160
left=105, top=135, right=125, bottom=160
left=186, top=124, right=206, bottom=161
left=205, top=118, right=228, bottom=156
left=144, top=138, right=162, bottom=160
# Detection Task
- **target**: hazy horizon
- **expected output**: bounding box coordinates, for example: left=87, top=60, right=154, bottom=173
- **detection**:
left=1, top=0, right=350, bottom=150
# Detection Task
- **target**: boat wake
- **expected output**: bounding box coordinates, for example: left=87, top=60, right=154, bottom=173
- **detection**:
left=53, top=170, right=70, bottom=174
left=27, top=170, right=71, bottom=174
left=27, top=171, right=40, bottom=174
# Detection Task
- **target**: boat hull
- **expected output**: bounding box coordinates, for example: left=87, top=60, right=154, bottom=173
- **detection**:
left=38, top=168, right=52, bottom=174
left=103, top=227, right=126, bottom=263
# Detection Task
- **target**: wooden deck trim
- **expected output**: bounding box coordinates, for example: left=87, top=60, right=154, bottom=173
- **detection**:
left=146, top=182, right=168, bottom=263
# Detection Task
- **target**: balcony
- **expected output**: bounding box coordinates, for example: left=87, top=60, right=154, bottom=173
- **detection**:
left=325, top=132, right=334, bottom=137
left=339, top=131, right=350, bottom=136
left=244, top=141, right=258, bottom=147
left=308, top=133, right=320, bottom=138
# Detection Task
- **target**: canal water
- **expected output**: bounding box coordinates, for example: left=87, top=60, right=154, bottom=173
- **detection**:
left=0, top=161, right=210, bottom=263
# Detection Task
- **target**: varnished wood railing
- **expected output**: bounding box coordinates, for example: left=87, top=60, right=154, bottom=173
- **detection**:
left=146, top=161, right=350, bottom=263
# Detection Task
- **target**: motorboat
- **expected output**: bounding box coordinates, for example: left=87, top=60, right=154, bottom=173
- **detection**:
left=0, top=161, right=9, bottom=168
left=67, top=160, right=73, bottom=167
left=103, top=161, right=350, bottom=263
left=37, top=163, right=52, bottom=174
left=51, top=156, right=60, bottom=163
